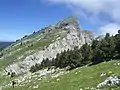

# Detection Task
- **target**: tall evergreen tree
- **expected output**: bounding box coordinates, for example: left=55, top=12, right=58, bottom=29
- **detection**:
left=80, top=43, right=93, bottom=65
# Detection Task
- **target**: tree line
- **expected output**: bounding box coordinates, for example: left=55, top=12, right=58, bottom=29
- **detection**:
left=30, top=30, right=120, bottom=73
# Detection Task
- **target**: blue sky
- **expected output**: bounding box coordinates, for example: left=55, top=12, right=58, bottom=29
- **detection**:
left=0, top=0, right=120, bottom=41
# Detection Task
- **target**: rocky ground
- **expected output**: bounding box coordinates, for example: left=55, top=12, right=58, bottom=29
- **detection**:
left=0, top=60, right=120, bottom=90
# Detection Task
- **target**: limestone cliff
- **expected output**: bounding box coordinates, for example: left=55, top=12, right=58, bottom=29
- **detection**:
left=3, top=17, right=93, bottom=74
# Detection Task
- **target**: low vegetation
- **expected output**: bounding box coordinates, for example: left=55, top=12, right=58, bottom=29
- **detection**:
left=2, top=60, right=120, bottom=90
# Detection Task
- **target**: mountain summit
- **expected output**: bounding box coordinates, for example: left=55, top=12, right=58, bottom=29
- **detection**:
left=56, top=16, right=79, bottom=28
left=0, top=16, right=93, bottom=74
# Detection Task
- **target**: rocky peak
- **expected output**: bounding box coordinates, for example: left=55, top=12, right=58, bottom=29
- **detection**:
left=54, top=16, right=79, bottom=30
left=40, top=16, right=80, bottom=36
left=2, top=16, right=94, bottom=75
left=57, top=16, right=79, bottom=27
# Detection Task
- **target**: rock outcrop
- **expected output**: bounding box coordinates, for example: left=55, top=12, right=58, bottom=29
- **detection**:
left=4, top=17, right=93, bottom=74
left=97, top=76, right=120, bottom=88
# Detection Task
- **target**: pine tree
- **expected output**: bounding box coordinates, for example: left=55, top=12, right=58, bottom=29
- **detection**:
left=80, top=43, right=93, bottom=65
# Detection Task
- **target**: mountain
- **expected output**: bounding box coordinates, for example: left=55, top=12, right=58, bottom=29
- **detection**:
left=0, top=16, right=93, bottom=75
left=1, top=17, right=120, bottom=90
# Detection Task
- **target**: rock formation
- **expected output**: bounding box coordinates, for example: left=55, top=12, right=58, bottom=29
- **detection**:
left=4, top=17, right=93, bottom=74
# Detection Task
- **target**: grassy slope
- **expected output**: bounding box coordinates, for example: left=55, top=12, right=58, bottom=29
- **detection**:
left=0, top=29, right=66, bottom=69
left=2, top=60, right=120, bottom=90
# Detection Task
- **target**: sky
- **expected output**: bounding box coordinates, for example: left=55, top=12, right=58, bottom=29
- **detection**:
left=0, top=0, right=120, bottom=41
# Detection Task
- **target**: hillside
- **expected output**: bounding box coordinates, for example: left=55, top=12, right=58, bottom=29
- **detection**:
left=0, top=16, right=95, bottom=90
left=1, top=60, right=120, bottom=90
left=0, top=16, right=93, bottom=74
left=1, top=16, right=120, bottom=90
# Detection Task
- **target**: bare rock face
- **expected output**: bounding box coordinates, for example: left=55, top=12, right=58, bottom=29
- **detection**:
left=4, top=17, right=93, bottom=74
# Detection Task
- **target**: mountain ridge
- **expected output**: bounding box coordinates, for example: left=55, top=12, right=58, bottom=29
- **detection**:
left=0, top=16, right=93, bottom=75
left=1, top=17, right=120, bottom=90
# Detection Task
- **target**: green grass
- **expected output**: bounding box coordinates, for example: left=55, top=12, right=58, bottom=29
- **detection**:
left=2, top=60, right=120, bottom=90
left=0, top=29, right=67, bottom=69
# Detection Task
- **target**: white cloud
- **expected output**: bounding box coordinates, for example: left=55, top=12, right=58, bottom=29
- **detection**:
left=47, top=0, right=120, bottom=20
left=99, top=23, right=120, bottom=35
left=45, top=0, right=120, bottom=35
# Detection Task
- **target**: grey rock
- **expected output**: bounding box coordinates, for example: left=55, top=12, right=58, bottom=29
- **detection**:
left=97, top=76, right=120, bottom=88
left=4, top=17, right=93, bottom=75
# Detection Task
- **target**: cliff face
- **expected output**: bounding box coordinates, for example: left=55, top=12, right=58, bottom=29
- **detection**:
left=2, top=17, right=93, bottom=74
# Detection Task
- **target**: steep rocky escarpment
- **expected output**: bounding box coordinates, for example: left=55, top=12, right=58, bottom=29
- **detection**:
left=3, top=17, right=93, bottom=74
